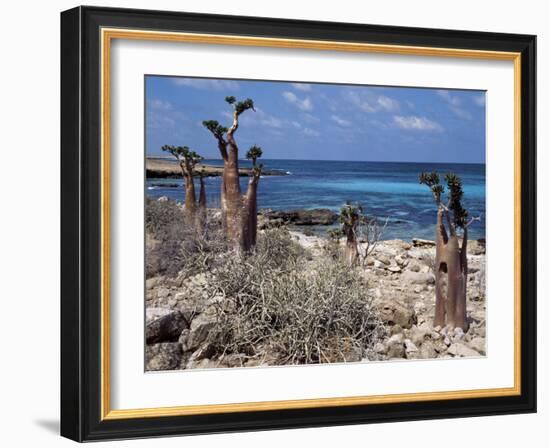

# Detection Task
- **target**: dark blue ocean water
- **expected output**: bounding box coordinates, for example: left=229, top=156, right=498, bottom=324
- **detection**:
left=146, top=159, right=486, bottom=241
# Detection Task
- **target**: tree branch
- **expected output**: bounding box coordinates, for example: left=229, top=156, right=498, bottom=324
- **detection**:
left=464, top=215, right=481, bottom=228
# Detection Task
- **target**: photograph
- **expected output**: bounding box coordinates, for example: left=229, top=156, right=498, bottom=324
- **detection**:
left=144, top=76, right=487, bottom=371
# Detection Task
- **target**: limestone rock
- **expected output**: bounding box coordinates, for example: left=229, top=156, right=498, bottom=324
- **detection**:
left=376, top=300, right=416, bottom=329
left=145, top=343, right=182, bottom=371
left=447, top=343, right=481, bottom=357
left=419, top=340, right=437, bottom=359
left=145, top=307, right=172, bottom=324
left=187, top=310, right=218, bottom=350
left=387, top=343, right=405, bottom=359
left=401, top=270, right=436, bottom=285
left=404, top=339, right=419, bottom=357
left=468, top=337, right=486, bottom=355
left=146, top=310, right=188, bottom=344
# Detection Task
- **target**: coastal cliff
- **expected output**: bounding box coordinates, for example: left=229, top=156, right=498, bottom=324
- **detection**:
left=146, top=157, right=287, bottom=179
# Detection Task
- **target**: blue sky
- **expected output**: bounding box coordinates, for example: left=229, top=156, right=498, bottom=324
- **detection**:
left=145, top=76, right=486, bottom=163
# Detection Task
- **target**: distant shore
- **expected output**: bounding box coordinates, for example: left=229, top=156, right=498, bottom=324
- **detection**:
left=146, top=157, right=288, bottom=179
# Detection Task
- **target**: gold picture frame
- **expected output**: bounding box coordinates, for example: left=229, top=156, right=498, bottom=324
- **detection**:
left=61, top=6, right=536, bottom=441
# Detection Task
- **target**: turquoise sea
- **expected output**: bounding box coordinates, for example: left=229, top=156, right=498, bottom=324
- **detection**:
left=146, top=159, right=486, bottom=241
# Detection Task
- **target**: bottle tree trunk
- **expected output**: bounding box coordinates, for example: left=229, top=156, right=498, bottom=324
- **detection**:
left=432, top=208, right=469, bottom=331
left=455, top=226, right=469, bottom=330
left=241, top=172, right=260, bottom=251
left=421, top=171, right=473, bottom=332
left=195, top=174, right=207, bottom=233
left=434, top=207, right=448, bottom=328
left=215, top=110, right=261, bottom=252
left=180, top=160, right=196, bottom=225
left=343, top=215, right=359, bottom=266
left=222, top=127, right=244, bottom=242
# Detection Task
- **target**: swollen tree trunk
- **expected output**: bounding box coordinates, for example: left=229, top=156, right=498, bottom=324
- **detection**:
left=195, top=175, right=207, bottom=233
left=434, top=207, right=448, bottom=328
left=455, top=226, right=469, bottom=330
left=445, top=234, right=461, bottom=328
left=222, top=116, right=243, bottom=241
left=218, top=111, right=261, bottom=252
left=241, top=173, right=260, bottom=251
left=432, top=207, right=469, bottom=331
left=180, top=161, right=196, bottom=224
left=343, top=217, right=359, bottom=266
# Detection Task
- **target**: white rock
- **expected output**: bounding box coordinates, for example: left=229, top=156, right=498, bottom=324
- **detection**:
left=401, top=270, right=435, bottom=285
left=468, top=337, right=486, bottom=355
left=448, top=343, right=481, bottom=357
left=404, top=339, right=419, bottom=353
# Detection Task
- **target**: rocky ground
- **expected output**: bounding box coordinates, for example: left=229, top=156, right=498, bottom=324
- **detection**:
left=145, top=216, right=486, bottom=371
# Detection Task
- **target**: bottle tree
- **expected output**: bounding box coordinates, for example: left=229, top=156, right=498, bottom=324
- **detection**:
left=339, top=202, right=362, bottom=266
left=202, top=96, right=263, bottom=251
left=161, top=145, right=207, bottom=230
left=419, top=171, right=479, bottom=330
left=244, top=145, right=263, bottom=247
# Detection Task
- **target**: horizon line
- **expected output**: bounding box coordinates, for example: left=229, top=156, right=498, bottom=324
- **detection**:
left=146, top=154, right=486, bottom=165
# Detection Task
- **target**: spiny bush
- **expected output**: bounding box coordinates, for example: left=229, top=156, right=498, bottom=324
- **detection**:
left=145, top=197, right=227, bottom=278
left=205, top=233, right=385, bottom=365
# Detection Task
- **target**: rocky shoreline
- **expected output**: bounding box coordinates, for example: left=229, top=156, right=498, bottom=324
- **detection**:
left=146, top=157, right=287, bottom=179
left=145, top=209, right=486, bottom=370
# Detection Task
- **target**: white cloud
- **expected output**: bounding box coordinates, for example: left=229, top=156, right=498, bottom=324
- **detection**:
left=369, top=119, right=389, bottom=129
left=473, top=93, right=486, bottom=106
left=377, top=95, right=400, bottom=111
left=346, top=91, right=400, bottom=113
left=291, top=121, right=302, bottom=129
left=393, top=115, right=443, bottom=132
left=331, top=114, right=352, bottom=127
left=147, top=100, right=185, bottom=131
left=282, top=91, right=314, bottom=111
left=436, top=90, right=461, bottom=106
left=172, top=78, right=240, bottom=91
left=302, top=113, right=321, bottom=124
left=261, top=115, right=283, bottom=128
left=149, top=99, right=173, bottom=111
left=239, top=107, right=284, bottom=130
left=347, top=91, right=377, bottom=112
left=450, top=107, right=472, bottom=120
left=303, top=127, right=320, bottom=137
left=436, top=90, right=472, bottom=119
left=291, top=83, right=312, bottom=92
left=220, top=110, right=233, bottom=121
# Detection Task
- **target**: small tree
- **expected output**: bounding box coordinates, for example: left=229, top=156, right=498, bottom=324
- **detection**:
left=419, top=171, right=479, bottom=330
left=340, top=202, right=362, bottom=266
left=202, top=96, right=262, bottom=252
left=245, top=145, right=263, bottom=247
left=161, top=145, right=207, bottom=230
left=332, top=204, right=388, bottom=266
left=246, top=145, right=263, bottom=166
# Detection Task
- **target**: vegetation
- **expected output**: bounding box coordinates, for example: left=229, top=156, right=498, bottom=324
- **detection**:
left=328, top=203, right=388, bottom=267
left=145, top=197, right=226, bottom=278
left=161, top=144, right=207, bottom=230
left=419, top=171, right=479, bottom=330
left=202, top=96, right=261, bottom=252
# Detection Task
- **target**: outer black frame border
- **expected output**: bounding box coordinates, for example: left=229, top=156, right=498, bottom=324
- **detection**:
left=60, top=6, right=537, bottom=442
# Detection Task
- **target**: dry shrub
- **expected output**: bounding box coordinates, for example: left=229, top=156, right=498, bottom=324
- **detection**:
left=206, top=230, right=385, bottom=365
left=145, top=197, right=227, bottom=278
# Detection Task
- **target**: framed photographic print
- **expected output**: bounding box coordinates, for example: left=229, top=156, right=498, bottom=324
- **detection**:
left=60, top=6, right=537, bottom=442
